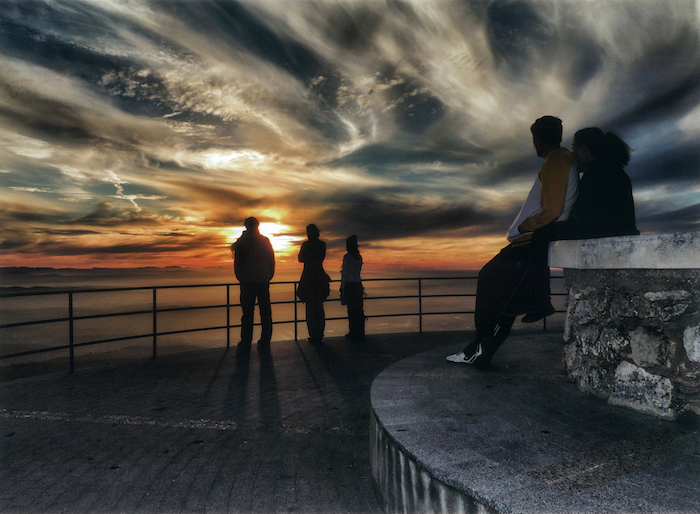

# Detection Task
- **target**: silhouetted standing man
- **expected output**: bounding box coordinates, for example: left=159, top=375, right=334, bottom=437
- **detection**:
left=231, top=217, right=275, bottom=351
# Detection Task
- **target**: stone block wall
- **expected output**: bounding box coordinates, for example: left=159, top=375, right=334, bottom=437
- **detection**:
left=562, top=269, right=700, bottom=420
left=549, top=232, right=700, bottom=420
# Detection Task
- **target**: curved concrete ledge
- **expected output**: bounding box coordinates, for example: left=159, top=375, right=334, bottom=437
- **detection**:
left=370, top=336, right=700, bottom=514
left=548, top=231, right=700, bottom=269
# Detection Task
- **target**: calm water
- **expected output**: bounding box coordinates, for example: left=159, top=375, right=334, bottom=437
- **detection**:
left=0, top=267, right=566, bottom=364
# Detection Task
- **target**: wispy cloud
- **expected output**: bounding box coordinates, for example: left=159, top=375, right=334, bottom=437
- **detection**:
left=1, top=0, right=698, bottom=268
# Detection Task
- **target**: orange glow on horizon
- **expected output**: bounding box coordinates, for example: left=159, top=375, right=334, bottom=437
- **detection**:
left=0, top=234, right=505, bottom=272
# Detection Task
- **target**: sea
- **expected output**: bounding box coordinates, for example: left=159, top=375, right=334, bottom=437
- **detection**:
left=0, top=266, right=566, bottom=368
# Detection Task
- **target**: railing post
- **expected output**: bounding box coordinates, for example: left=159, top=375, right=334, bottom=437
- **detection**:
left=69, top=292, right=74, bottom=374
left=543, top=269, right=551, bottom=332
left=294, top=282, right=298, bottom=341
left=226, top=285, right=231, bottom=348
left=418, top=279, right=423, bottom=334
left=152, top=288, right=157, bottom=359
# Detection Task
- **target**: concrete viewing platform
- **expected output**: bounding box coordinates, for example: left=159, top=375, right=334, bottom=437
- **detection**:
left=371, top=335, right=700, bottom=513
left=1, top=328, right=698, bottom=513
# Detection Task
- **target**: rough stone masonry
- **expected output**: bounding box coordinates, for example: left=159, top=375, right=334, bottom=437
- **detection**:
left=549, top=232, right=700, bottom=420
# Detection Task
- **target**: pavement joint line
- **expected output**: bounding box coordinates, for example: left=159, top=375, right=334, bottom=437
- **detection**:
left=0, top=408, right=368, bottom=436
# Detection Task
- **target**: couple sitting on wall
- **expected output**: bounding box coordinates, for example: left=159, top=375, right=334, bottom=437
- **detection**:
left=447, top=116, right=639, bottom=367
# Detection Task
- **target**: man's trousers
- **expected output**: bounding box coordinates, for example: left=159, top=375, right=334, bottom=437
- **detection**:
left=240, top=282, right=272, bottom=345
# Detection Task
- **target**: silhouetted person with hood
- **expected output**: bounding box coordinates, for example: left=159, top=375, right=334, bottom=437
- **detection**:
left=341, top=235, right=364, bottom=341
left=297, top=224, right=330, bottom=344
left=231, top=217, right=275, bottom=351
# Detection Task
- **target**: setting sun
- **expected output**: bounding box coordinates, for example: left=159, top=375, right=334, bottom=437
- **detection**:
left=227, top=222, right=302, bottom=256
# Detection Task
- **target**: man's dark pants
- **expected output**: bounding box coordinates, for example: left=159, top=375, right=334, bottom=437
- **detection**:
left=467, top=242, right=550, bottom=364
left=240, top=282, right=272, bottom=345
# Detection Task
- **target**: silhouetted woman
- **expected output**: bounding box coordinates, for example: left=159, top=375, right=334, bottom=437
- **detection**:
left=340, top=235, right=364, bottom=341
left=297, top=224, right=330, bottom=344
left=565, top=128, right=638, bottom=237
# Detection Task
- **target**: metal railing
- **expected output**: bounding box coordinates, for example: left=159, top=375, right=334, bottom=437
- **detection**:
left=0, top=276, right=566, bottom=372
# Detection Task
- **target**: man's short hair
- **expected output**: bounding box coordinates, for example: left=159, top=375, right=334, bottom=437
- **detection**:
left=531, top=116, right=563, bottom=146
left=244, top=217, right=259, bottom=230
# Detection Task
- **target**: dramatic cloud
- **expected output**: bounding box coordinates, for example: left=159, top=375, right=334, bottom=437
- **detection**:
left=0, top=0, right=698, bottom=269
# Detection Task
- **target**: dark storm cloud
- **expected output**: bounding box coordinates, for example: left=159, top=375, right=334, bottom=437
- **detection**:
left=607, top=71, right=700, bottom=131
left=1, top=0, right=699, bottom=266
left=316, top=190, right=498, bottom=242
left=75, top=202, right=165, bottom=227
left=0, top=1, right=192, bottom=119
left=0, top=78, right=97, bottom=143
left=322, top=3, right=386, bottom=53
left=0, top=228, right=34, bottom=251
left=168, top=181, right=266, bottom=221
left=37, top=228, right=103, bottom=236
left=375, top=69, right=446, bottom=134
left=485, top=0, right=556, bottom=75
left=637, top=203, right=700, bottom=234
left=0, top=201, right=66, bottom=223
left=164, top=0, right=328, bottom=83
left=155, top=0, right=351, bottom=137
left=34, top=237, right=218, bottom=256
left=0, top=240, right=30, bottom=251
left=628, top=143, right=700, bottom=186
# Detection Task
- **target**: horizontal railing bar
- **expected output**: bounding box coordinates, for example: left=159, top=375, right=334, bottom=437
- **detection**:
left=415, top=311, right=475, bottom=316
left=0, top=344, right=72, bottom=360
left=398, top=294, right=475, bottom=299
left=142, top=326, right=228, bottom=338
left=1, top=296, right=567, bottom=329
left=1, top=291, right=566, bottom=329
left=0, top=281, right=277, bottom=298
left=0, top=317, right=70, bottom=329
left=365, top=294, right=440, bottom=301
left=72, top=333, right=154, bottom=348
left=155, top=304, right=228, bottom=314
left=0, top=275, right=564, bottom=298
left=73, top=309, right=153, bottom=321
left=365, top=276, right=563, bottom=280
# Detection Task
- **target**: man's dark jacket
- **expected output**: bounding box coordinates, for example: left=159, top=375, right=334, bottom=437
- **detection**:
left=233, top=230, right=275, bottom=283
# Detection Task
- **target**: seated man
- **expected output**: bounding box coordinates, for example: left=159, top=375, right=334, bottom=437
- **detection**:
left=447, top=116, right=578, bottom=367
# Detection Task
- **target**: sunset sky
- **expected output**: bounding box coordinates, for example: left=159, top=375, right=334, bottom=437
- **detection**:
left=1, top=0, right=699, bottom=271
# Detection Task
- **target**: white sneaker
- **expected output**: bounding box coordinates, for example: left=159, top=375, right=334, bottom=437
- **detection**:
left=445, top=345, right=483, bottom=364
left=446, top=351, right=467, bottom=363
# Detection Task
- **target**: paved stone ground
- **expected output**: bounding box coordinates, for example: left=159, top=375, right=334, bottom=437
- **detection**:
left=372, top=335, right=700, bottom=514
left=0, top=330, right=475, bottom=513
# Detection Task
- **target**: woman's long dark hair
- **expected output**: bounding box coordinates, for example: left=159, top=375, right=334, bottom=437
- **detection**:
left=574, top=127, right=631, bottom=166
left=346, top=235, right=361, bottom=260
